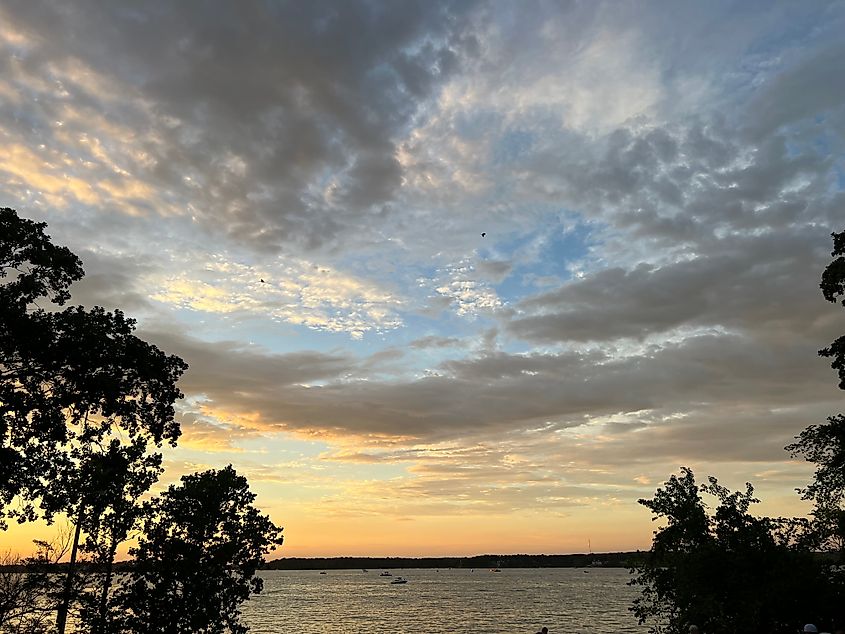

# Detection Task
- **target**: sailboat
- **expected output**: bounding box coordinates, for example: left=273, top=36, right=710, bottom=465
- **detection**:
left=587, top=538, right=603, bottom=567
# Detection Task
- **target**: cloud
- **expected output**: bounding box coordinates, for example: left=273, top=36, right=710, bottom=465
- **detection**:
left=145, top=253, right=405, bottom=339
left=426, top=258, right=504, bottom=318
left=409, top=335, right=464, bottom=349
left=174, top=412, right=250, bottom=453
left=61, top=248, right=156, bottom=313
left=509, top=227, right=837, bottom=344
left=137, top=323, right=841, bottom=458
left=475, top=259, right=512, bottom=282
left=0, top=0, right=480, bottom=253
left=746, top=39, right=845, bottom=139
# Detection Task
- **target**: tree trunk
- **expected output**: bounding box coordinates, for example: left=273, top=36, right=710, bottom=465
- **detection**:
left=96, top=536, right=117, bottom=634
left=56, top=507, right=83, bottom=634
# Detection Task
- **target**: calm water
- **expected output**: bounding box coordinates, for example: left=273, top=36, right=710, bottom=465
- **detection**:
left=240, top=568, right=646, bottom=633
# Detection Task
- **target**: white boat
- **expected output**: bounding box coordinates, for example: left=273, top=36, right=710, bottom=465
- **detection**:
left=390, top=577, right=408, bottom=584
left=379, top=571, right=392, bottom=577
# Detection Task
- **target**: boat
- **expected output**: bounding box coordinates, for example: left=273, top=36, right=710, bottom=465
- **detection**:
left=319, top=571, right=327, bottom=575
left=379, top=571, right=392, bottom=577
left=390, top=577, right=408, bottom=584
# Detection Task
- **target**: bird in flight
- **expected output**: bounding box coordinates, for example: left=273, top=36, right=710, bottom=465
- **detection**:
left=481, top=232, right=486, bottom=237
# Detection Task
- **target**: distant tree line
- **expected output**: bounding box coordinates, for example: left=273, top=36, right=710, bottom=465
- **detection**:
left=0, top=208, right=283, bottom=633
left=262, top=552, right=647, bottom=570
left=631, top=233, right=845, bottom=634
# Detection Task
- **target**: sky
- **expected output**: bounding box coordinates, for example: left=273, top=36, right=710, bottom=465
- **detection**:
left=1, top=0, right=844, bottom=558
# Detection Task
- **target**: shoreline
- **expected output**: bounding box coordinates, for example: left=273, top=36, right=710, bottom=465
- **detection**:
left=0, top=551, right=645, bottom=572
left=261, top=552, right=645, bottom=570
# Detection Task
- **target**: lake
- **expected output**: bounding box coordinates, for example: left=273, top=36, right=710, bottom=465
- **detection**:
left=240, top=568, right=647, bottom=633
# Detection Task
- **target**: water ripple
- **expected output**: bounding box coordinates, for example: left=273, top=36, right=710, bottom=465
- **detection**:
left=240, top=568, right=646, bottom=633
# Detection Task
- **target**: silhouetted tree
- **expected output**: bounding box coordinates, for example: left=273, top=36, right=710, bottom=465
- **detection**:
left=788, top=414, right=845, bottom=555
left=787, top=231, right=845, bottom=555
left=74, top=441, right=164, bottom=634
left=631, top=468, right=828, bottom=634
left=114, top=466, right=283, bottom=634
left=785, top=230, right=845, bottom=630
left=3, top=209, right=283, bottom=632
left=635, top=231, right=845, bottom=633
left=819, top=230, right=845, bottom=388
left=37, top=305, right=187, bottom=633
left=0, top=208, right=187, bottom=632
left=1, top=207, right=83, bottom=523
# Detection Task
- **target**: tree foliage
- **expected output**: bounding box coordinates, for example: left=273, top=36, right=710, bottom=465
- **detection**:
left=2, top=208, right=285, bottom=633
left=0, top=206, right=83, bottom=310
left=819, top=230, right=845, bottom=389
left=1, top=207, right=82, bottom=521
left=1, top=208, right=187, bottom=528
left=114, top=466, right=283, bottom=634
left=1, top=207, right=186, bottom=631
left=631, top=468, right=831, bottom=634
left=3, top=303, right=186, bottom=525
left=787, top=230, right=845, bottom=554
left=787, top=414, right=845, bottom=553
left=634, top=230, right=845, bottom=633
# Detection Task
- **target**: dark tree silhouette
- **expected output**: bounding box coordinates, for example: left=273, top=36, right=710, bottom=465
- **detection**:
left=0, top=207, right=83, bottom=309
left=0, top=208, right=187, bottom=633
left=634, top=231, right=845, bottom=633
left=632, top=231, right=845, bottom=633
left=47, top=305, right=187, bottom=633
left=787, top=415, right=845, bottom=554
left=819, top=231, right=845, bottom=388
left=76, top=441, right=164, bottom=634
left=114, top=466, right=283, bottom=634
left=1, top=207, right=83, bottom=522
left=788, top=230, right=845, bottom=557
left=631, top=468, right=828, bottom=634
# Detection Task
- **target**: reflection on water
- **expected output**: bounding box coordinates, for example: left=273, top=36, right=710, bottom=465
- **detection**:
left=240, top=568, right=645, bottom=633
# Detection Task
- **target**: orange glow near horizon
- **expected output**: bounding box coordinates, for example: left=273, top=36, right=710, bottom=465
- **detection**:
left=0, top=429, right=818, bottom=562
left=1, top=468, right=811, bottom=562
left=1, top=506, right=656, bottom=561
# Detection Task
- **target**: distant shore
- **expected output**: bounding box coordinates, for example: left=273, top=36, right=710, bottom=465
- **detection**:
left=9, top=549, right=836, bottom=573
left=261, top=552, right=646, bottom=570
left=0, top=551, right=646, bottom=572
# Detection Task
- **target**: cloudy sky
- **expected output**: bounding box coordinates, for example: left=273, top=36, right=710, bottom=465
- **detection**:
left=2, top=0, right=844, bottom=557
